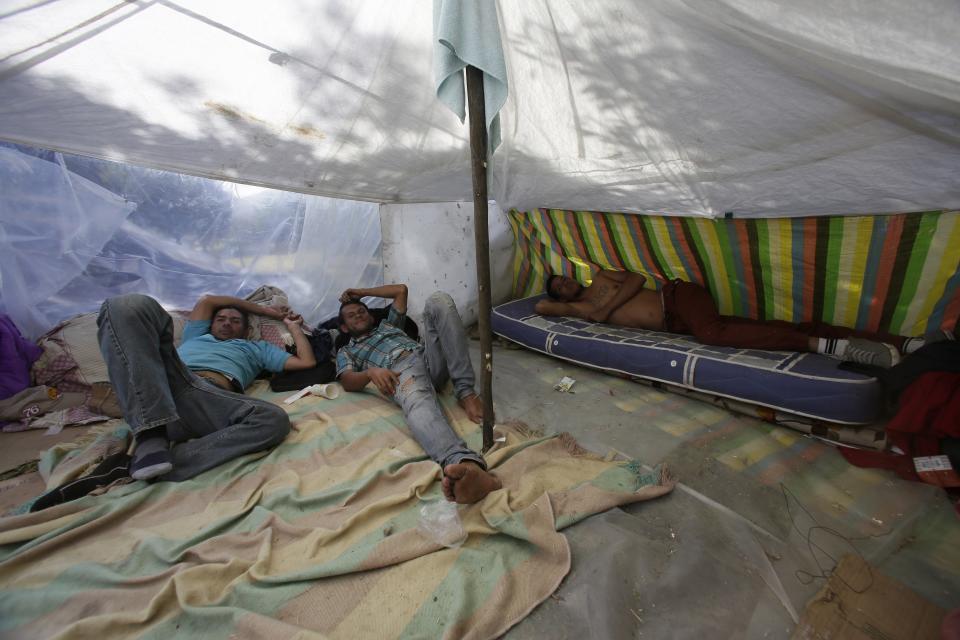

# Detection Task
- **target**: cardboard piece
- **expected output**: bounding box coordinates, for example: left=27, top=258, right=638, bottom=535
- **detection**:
left=792, top=554, right=945, bottom=640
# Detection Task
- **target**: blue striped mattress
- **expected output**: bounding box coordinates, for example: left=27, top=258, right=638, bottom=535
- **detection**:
left=492, top=295, right=882, bottom=425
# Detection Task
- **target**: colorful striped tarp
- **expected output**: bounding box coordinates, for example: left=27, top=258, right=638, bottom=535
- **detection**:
left=0, top=382, right=674, bottom=640
left=508, top=209, right=960, bottom=336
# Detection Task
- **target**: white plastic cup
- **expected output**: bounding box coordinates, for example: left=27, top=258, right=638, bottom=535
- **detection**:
left=311, top=383, right=340, bottom=400
left=283, top=383, right=341, bottom=404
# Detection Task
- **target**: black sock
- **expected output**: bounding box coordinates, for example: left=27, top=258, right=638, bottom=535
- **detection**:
left=133, top=426, right=169, bottom=461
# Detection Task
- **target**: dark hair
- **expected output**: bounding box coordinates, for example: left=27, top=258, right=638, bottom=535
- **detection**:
left=211, top=305, right=249, bottom=332
left=338, top=299, right=369, bottom=325
left=545, top=274, right=564, bottom=300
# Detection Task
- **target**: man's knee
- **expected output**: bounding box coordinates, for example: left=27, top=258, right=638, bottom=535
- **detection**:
left=424, top=291, right=458, bottom=317
left=98, top=293, right=162, bottom=325
left=256, top=402, right=292, bottom=445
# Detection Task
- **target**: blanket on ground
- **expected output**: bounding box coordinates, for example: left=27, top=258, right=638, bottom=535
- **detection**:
left=0, top=382, right=674, bottom=639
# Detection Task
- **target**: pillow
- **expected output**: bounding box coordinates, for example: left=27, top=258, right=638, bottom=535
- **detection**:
left=32, top=310, right=190, bottom=393
left=241, top=285, right=295, bottom=349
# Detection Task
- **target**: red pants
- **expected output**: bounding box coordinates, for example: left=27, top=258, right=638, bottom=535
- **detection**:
left=661, top=280, right=906, bottom=352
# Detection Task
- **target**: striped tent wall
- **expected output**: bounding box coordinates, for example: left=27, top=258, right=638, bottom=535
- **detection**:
left=508, top=209, right=960, bottom=337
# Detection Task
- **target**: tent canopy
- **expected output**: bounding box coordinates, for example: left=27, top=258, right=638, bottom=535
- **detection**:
left=1, top=0, right=958, bottom=217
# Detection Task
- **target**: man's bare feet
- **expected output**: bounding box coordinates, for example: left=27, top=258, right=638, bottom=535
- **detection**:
left=441, top=462, right=502, bottom=504
left=458, top=394, right=485, bottom=424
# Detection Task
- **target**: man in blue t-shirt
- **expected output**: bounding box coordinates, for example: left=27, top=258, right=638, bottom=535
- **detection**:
left=97, top=293, right=316, bottom=482
left=336, top=283, right=500, bottom=504
left=178, top=295, right=315, bottom=391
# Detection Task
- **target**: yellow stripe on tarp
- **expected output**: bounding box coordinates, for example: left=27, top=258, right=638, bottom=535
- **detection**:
left=844, top=216, right=873, bottom=329
left=767, top=219, right=793, bottom=321
left=527, top=210, right=552, bottom=252
left=832, top=217, right=860, bottom=327
left=578, top=213, right=608, bottom=269
left=512, top=210, right=556, bottom=296
left=610, top=215, right=644, bottom=273
left=647, top=217, right=690, bottom=282
left=902, top=213, right=960, bottom=334
left=696, top=219, right=735, bottom=313
left=528, top=212, right=566, bottom=279
left=548, top=209, right=577, bottom=259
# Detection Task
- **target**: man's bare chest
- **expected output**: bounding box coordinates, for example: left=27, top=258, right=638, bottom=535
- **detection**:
left=582, top=280, right=620, bottom=306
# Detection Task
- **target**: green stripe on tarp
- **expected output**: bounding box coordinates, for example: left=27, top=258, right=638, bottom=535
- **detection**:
left=717, top=220, right=747, bottom=317
left=881, top=212, right=923, bottom=329
left=680, top=217, right=713, bottom=294
left=889, top=211, right=938, bottom=333
left=638, top=216, right=673, bottom=281
left=509, top=209, right=960, bottom=336
left=605, top=212, right=634, bottom=272
left=573, top=211, right=604, bottom=266
left=812, top=216, right=830, bottom=323
left=745, top=220, right=767, bottom=319
left=822, top=217, right=844, bottom=324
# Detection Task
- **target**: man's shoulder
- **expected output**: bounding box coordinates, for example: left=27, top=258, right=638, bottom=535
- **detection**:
left=180, top=320, right=212, bottom=344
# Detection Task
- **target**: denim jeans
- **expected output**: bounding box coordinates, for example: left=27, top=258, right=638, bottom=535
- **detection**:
left=97, top=294, right=290, bottom=481
left=390, top=292, right=484, bottom=469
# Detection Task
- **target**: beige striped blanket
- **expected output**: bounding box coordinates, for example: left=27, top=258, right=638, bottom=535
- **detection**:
left=0, top=382, right=674, bottom=639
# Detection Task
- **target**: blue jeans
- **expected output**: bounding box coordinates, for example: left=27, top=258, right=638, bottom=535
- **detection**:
left=97, top=294, right=290, bottom=481
left=390, top=292, right=484, bottom=469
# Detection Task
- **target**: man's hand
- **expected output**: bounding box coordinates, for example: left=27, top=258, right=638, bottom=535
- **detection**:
left=282, top=312, right=304, bottom=329
left=261, top=304, right=291, bottom=320
left=367, top=367, right=399, bottom=396
left=339, top=289, right=364, bottom=303
left=339, top=284, right=408, bottom=314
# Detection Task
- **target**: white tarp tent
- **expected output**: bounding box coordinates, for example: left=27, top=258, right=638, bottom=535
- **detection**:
left=1, top=4, right=959, bottom=637
left=1, top=0, right=958, bottom=217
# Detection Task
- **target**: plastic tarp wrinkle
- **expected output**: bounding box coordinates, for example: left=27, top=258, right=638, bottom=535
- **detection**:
left=0, top=145, right=382, bottom=339
left=0, top=1, right=956, bottom=215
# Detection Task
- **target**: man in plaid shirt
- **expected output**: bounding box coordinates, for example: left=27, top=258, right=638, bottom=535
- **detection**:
left=336, top=283, right=500, bottom=504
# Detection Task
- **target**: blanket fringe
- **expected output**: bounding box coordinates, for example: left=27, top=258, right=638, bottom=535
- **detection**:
left=557, top=432, right=588, bottom=456
left=499, top=418, right=544, bottom=440
left=622, top=460, right=674, bottom=487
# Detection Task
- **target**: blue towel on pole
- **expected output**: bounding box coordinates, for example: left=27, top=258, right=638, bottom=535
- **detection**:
left=433, top=0, right=508, bottom=152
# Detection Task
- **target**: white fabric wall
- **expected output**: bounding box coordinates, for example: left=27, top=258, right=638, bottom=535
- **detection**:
left=380, top=202, right=514, bottom=326
left=0, top=1, right=957, bottom=217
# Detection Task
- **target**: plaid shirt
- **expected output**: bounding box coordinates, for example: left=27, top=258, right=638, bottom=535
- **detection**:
left=336, top=306, right=419, bottom=376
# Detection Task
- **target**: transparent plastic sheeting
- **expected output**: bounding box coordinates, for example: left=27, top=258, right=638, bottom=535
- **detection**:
left=0, top=0, right=958, bottom=216
left=0, top=145, right=382, bottom=339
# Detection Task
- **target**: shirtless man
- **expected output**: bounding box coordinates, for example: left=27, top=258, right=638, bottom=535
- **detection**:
left=536, top=271, right=945, bottom=367
left=537, top=271, right=661, bottom=329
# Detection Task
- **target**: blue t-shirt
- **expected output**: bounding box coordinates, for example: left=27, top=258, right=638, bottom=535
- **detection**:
left=177, top=320, right=290, bottom=389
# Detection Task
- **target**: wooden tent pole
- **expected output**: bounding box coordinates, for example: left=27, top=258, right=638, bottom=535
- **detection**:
left=465, top=65, right=495, bottom=451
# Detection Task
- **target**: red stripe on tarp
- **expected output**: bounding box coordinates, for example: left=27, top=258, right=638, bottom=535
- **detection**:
left=867, top=215, right=904, bottom=330
left=596, top=213, right=626, bottom=270
left=734, top=219, right=759, bottom=319
left=800, top=218, right=818, bottom=323
left=627, top=214, right=667, bottom=284
left=669, top=217, right=705, bottom=285
left=941, top=287, right=960, bottom=333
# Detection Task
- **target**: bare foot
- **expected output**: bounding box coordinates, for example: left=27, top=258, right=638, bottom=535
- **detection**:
left=458, top=394, right=485, bottom=424
left=442, top=462, right=502, bottom=504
